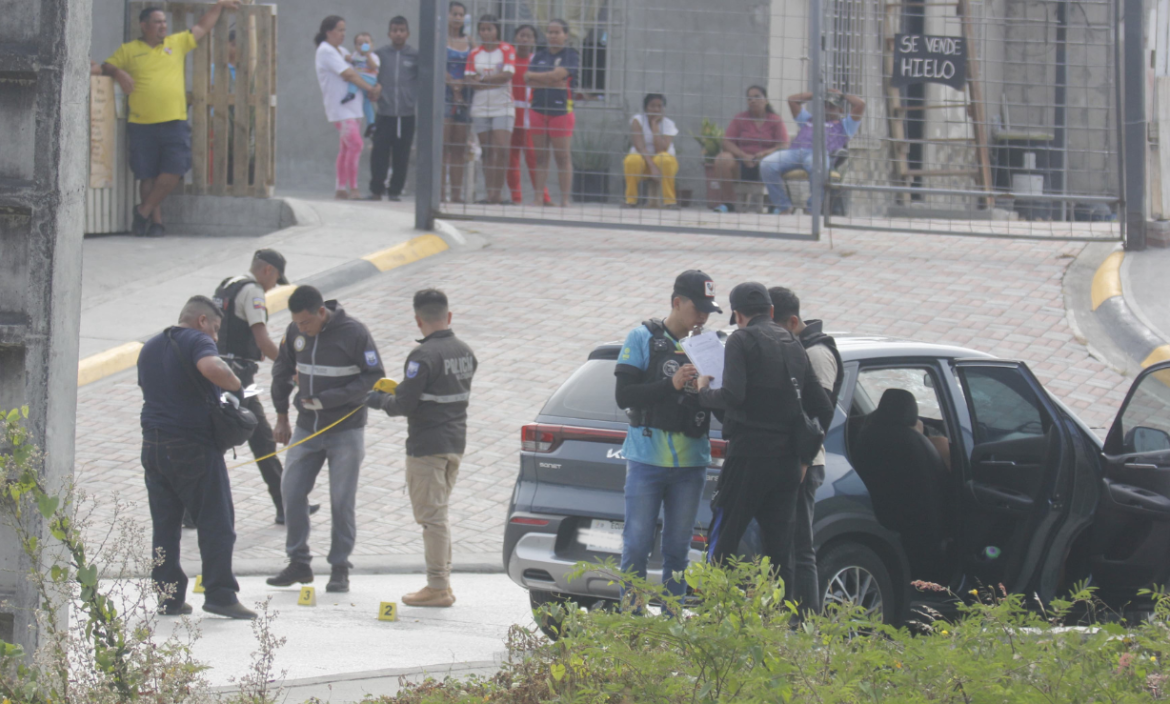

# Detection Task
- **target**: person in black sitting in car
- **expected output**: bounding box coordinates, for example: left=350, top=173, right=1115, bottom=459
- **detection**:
left=696, top=282, right=834, bottom=590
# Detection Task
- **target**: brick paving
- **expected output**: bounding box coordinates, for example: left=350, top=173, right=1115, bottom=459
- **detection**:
left=73, top=219, right=1132, bottom=568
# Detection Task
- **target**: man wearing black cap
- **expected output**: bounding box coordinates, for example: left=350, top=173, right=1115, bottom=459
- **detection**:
left=212, top=249, right=307, bottom=524
left=613, top=270, right=722, bottom=605
left=696, top=282, right=833, bottom=590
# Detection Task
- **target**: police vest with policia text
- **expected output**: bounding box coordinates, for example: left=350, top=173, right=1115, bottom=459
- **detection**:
left=626, top=319, right=711, bottom=439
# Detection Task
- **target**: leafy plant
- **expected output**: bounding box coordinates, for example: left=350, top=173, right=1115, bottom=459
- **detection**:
left=690, top=117, right=726, bottom=161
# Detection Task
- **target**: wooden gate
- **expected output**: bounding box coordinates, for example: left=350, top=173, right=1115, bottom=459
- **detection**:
left=128, top=1, right=277, bottom=197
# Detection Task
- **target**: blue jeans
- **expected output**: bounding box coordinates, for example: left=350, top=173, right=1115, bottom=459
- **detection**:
left=760, top=148, right=815, bottom=210
left=282, top=426, right=366, bottom=567
left=621, top=460, right=706, bottom=598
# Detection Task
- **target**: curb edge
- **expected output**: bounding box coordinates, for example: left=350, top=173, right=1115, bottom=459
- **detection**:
left=1090, top=251, right=1170, bottom=371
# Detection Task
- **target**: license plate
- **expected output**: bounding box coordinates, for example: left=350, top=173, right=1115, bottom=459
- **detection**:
left=579, top=519, right=624, bottom=554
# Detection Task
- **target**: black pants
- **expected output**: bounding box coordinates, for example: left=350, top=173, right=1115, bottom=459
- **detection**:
left=790, top=464, right=825, bottom=614
left=708, top=453, right=803, bottom=590
left=369, top=114, right=416, bottom=196
left=142, top=429, right=239, bottom=608
left=243, top=394, right=283, bottom=512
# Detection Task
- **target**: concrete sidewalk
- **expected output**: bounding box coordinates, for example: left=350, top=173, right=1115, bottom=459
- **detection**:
left=78, top=198, right=457, bottom=382
left=136, top=573, right=531, bottom=702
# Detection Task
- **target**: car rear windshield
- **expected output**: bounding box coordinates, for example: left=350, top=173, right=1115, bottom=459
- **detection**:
left=540, top=359, right=723, bottom=433
left=541, top=360, right=626, bottom=423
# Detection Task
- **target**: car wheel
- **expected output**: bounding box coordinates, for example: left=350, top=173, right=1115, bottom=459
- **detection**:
left=529, top=589, right=572, bottom=640
left=818, top=542, right=895, bottom=623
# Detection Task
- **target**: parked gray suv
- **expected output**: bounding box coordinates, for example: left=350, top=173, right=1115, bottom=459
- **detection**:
left=503, top=334, right=1170, bottom=631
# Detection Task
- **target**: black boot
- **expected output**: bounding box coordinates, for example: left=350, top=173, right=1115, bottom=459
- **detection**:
left=266, top=561, right=314, bottom=587
left=326, top=564, right=350, bottom=593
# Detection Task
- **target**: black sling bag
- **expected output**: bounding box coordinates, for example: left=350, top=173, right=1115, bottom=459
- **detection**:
left=166, top=329, right=258, bottom=453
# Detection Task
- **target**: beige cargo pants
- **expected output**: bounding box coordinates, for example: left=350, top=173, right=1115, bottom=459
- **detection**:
left=405, top=453, right=462, bottom=590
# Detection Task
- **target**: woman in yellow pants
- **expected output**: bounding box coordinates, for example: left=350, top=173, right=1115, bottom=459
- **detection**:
left=623, top=94, right=679, bottom=208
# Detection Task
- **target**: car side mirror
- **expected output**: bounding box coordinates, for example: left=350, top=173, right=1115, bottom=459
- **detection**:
left=1126, top=426, right=1170, bottom=454
left=923, top=372, right=934, bottom=389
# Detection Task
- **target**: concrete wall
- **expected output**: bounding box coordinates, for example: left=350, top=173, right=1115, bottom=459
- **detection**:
left=1, top=0, right=91, bottom=652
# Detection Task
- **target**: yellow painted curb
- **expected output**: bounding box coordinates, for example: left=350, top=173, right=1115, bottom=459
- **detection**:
left=1090, top=250, right=1124, bottom=311
left=77, top=341, right=143, bottom=387
left=1142, top=345, right=1170, bottom=368
left=266, top=284, right=296, bottom=314
left=362, top=234, right=449, bottom=272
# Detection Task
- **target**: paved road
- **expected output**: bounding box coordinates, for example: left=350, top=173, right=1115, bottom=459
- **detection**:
left=74, top=208, right=1134, bottom=577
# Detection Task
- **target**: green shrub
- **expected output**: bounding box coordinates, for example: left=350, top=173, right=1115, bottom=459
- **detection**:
left=373, top=559, right=1170, bottom=703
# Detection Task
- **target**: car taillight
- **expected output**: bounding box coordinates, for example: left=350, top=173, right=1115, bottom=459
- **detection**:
left=521, top=424, right=557, bottom=452
left=510, top=516, right=551, bottom=526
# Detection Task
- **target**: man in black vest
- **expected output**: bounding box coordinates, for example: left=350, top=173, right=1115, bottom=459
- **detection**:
left=697, top=283, right=833, bottom=591
left=770, top=286, right=842, bottom=615
left=213, top=249, right=316, bottom=524
left=613, top=270, right=721, bottom=605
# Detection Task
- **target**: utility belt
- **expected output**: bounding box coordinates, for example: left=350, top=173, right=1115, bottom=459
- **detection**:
left=221, top=355, right=260, bottom=388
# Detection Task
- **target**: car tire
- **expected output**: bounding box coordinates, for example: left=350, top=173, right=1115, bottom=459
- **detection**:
left=818, top=542, right=896, bottom=623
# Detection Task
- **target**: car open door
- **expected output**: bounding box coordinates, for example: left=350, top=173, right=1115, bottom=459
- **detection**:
left=1086, top=361, right=1170, bottom=598
left=952, top=360, right=1071, bottom=596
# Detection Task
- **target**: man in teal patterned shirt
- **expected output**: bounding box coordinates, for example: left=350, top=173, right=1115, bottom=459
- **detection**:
left=613, top=270, right=722, bottom=603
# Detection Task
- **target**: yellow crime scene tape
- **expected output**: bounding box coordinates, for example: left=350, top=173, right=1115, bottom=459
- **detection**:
left=227, top=378, right=398, bottom=470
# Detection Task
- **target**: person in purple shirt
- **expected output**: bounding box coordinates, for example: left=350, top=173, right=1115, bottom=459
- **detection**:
left=760, top=89, right=865, bottom=214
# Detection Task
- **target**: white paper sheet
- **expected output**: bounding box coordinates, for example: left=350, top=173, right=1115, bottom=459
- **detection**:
left=681, top=331, right=725, bottom=390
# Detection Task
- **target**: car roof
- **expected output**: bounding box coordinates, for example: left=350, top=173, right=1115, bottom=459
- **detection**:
left=589, top=331, right=995, bottom=363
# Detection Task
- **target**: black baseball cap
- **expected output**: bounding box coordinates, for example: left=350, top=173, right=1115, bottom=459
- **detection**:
left=254, top=249, right=289, bottom=285
left=672, top=270, right=722, bottom=314
left=728, top=282, right=771, bottom=324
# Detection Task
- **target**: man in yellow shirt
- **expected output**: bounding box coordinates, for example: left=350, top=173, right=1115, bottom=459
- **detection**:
left=102, top=0, right=239, bottom=237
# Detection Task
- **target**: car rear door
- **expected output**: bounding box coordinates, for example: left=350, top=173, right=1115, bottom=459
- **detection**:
left=1086, top=361, right=1170, bottom=596
left=951, top=360, right=1072, bottom=595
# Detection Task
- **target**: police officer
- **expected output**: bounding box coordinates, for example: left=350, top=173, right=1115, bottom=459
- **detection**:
left=366, top=289, right=477, bottom=608
left=696, top=282, right=833, bottom=589
left=614, top=270, right=721, bottom=604
left=771, top=286, right=842, bottom=615
left=213, top=249, right=318, bottom=525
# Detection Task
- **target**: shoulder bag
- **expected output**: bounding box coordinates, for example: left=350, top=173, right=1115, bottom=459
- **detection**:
left=166, top=329, right=258, bottom=452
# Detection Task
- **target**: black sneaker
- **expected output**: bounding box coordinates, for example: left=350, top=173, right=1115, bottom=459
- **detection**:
left=131, top=206, right=149, bottom=237
left=203, top=602, right=258, bottom=620
left=326, top=565, right=349, bottom=593
left=386, top=194, right=402, bottom=202
left=266, top=561, right=313, bottom=587
left=274, top=503, right=320, bottom=525
left=146, top=223, right=165, bottom=238
left=158, top=601, right=193, bottom=616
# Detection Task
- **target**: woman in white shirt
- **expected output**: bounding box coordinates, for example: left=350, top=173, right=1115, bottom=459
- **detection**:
left=464, top=14, right=516, bottom=204
left=623, top=93, right=680, bottom=208
left=314, top=16, right=380, bottom=199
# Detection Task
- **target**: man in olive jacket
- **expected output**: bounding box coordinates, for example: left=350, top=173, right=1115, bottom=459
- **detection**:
left=367, top=289, right=477, bottom=608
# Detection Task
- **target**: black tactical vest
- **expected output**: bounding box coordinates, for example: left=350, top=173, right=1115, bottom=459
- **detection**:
left=798, top=320, right=844, bottom=408
left=627, top=319, right=712, bottom=439
left=213, top=276, right=264, bottom=362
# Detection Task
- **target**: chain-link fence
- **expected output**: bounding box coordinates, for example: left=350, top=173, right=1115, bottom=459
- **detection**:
left=423, top=0, right=1122, bottom=242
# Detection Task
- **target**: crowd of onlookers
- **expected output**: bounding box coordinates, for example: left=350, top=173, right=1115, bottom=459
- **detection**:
left=311, top=2, right=867, bottom=213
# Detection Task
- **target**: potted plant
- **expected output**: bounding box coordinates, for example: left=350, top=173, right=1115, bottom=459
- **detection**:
left=690, top=118, right=725, bottom=206
left=571, top=126, right=616, bottom=203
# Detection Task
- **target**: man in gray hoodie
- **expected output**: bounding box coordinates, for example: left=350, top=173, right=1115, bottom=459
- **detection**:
left=367, top=16, right=419, bottom=201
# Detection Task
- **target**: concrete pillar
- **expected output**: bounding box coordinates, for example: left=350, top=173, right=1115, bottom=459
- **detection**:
left=0, top=0, right=92, bottom=653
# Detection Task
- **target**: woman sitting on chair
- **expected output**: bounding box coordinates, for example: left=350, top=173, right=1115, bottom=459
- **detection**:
left=622, top=93, right=680, bottom=209
left=710, top=85, right=788, bottom=213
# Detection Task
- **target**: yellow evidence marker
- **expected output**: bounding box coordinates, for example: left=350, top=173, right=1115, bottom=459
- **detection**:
left=377, top=601, right=398, bottom=622
left=374, top=378, right=399, bottom=394
left=193, top=575, right=204, bottom=593
left=298, top=586, right=317, bottom=606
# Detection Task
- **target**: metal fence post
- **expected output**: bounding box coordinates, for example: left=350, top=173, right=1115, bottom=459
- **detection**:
left=809, top=0, right=825, bottom=240
left=1122, top=0, right=1147, bottom=250
left=415, top=0, right=446, bottom=232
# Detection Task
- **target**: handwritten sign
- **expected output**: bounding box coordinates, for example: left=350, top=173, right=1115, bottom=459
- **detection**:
left=89, top=76, right=117, bottom=189
left=891, top=34, right=967, bottom=91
